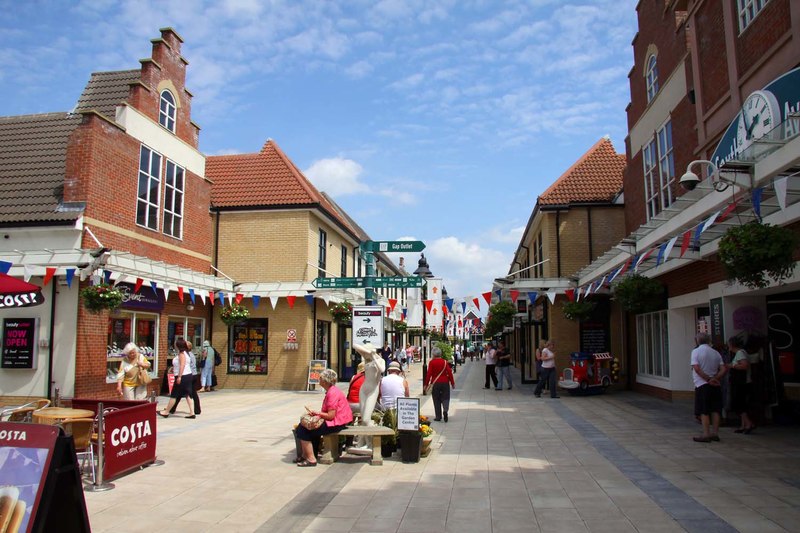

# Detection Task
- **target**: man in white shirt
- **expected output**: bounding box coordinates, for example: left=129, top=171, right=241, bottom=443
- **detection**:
left=380, top=361, right=409, bottom=411
left=690, top=333, right=727, bottom=443
left=483, top=344, right=498, bottom=389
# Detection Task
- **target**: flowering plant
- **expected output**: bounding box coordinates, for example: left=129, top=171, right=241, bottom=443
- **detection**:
left=329, top=301, right=353, bottom=323
left=718, top=222, right=798, bottom=289
left=80, top=283, right=123, bottom=314
left=562, top=300, right=596, bottom=321
left=394, top=321, right=407, bottom=332
left=419, top=424, right=433, bottom=438
left=220, top=304, right=250, bottom=326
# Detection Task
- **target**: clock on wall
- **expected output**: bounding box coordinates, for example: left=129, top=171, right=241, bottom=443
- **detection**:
left=736, top=89, right=781, bottom=154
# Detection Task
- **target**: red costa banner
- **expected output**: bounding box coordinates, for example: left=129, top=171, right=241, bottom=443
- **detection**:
left=102, top=402, right=157, bottom=480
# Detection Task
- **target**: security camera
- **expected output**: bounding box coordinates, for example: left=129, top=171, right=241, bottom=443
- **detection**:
left=679, top=170, right=701, bottom=191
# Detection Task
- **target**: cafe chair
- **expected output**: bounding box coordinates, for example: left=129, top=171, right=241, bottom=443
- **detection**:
left=62, top=418, right=96, bottom=484
left=2, top=405, right=37, bottom=422
left=33, top=398, right=51, bottom=409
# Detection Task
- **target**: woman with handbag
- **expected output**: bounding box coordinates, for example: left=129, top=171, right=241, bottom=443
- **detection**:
left=116, top=342, right=151, bottom=400
left=295, top=369, right=353, bottom=467
left=159, top=338, right=196, bottom=419
left=423, top=347, right=455, bottom=422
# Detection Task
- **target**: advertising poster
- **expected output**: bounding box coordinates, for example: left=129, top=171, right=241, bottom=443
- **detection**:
left=0, top=423, right=59, bottom=533
left=352, top=306, right=384, bottom=347
left=396, top=397, right=420, bottom=431
left=307, top=360, right=327, bottom=385
left=1, top=318, right=38, bottom=369
left=101, top=403, right=157, bottom=480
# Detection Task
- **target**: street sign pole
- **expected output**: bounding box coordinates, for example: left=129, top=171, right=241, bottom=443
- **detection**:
left=363, top=248, right=375, bottom=306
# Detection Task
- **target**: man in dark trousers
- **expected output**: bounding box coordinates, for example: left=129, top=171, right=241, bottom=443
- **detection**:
left=483, top=343, right=498, bottom=389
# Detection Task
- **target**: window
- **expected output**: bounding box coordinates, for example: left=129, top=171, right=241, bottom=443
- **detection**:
left=106, top=312, right=159, bottom=383
left=228, top=319, right=268, bottom=374
left=137, top=145, right=162, bottom=230
left=536, top=233, right=544, bottom=277
left=341, top=245, right=347, bottom=277
left=737, top=0, right=770, bottom=32
left=167, top=317, right=205, bottom=358
left=645, top=54, right=659, bottom=102
left=159, top=90, right=176, bottom=132
left=636, top=310, right=669, bottom=378
left=163, top=160, right=185, bottom=239
left=318, top=229, right=327, bottom=278
left=643, top=120, right=675, bottom=220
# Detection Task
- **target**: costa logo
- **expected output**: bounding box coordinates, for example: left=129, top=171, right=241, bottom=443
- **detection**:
left=110, top=420, right=152, bottom=447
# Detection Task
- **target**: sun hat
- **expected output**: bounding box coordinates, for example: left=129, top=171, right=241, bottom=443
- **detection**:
left=387, top=361, right=402, bottom=372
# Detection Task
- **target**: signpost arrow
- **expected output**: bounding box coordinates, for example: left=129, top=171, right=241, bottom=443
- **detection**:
left=311, top=277, right=366, bottom=289
left=371, top=276, right=426, bottom=288
left=362, top=240, right=426, bottom=253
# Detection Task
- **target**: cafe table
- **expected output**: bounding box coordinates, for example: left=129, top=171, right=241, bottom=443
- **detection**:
left=32, top=407, right=96, bottom=425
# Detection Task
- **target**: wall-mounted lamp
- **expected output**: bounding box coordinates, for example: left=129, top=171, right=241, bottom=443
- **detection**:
left=680, top=159, right=752, bottom=192
left=186, top=304, right=195, bottom=312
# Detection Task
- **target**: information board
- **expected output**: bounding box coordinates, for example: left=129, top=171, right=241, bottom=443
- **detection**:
left=352, top=306, right=384, bottom=347
left=1, top=318, right=38, bottom=369
left=396, top=397, right=420, bottom=431
left=307, top=360, right=328, bottom=385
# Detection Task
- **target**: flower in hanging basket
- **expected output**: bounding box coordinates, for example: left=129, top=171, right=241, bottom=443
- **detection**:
left=329, top=300, right=353, bottom=323
left=561, top=300, right=596, bottom=321
left=220, top=304, right=250, bottom=326
left=612, top=273, right=664, bottom=314
left=717, top=222, right=798, bottom=289
left=80, top=283, right=124, bottom=314
left=394, top=321, right=408, bottom=332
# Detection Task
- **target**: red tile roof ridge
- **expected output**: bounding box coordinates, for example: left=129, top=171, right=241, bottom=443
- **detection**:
left=261, top=139, right=326, bottom=205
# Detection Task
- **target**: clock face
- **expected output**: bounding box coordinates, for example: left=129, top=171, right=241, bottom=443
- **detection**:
left=736, top=90, right=781, bottom=153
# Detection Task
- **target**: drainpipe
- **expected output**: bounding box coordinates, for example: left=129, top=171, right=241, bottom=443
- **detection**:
left=46, top=281, right=57, bottom=400
left=555, top=211, right=562, bottom=277
left=587, top=207, right=593, bottom=264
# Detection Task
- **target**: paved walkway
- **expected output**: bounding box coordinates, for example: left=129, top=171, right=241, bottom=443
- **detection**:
left=84, top=360, right=800, bottom=533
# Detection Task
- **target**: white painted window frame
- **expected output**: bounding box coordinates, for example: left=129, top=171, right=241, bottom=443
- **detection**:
left=162, top=159, right=185, bottom=239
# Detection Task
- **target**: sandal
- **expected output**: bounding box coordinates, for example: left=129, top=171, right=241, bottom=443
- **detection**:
left=693, top=436, right=711, bottom=443
left=158, top=412, right=169, bottom=418
left=297, top=459, right=317, bottom=467
left=292, top=457, right=304, bottom=463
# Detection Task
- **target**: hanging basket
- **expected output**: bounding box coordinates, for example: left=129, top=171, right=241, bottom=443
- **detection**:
left=220, top=304, right=249, bottom=326
left=717, top=222, right=798, bottom=289
left=80, top=283, right=123, bottom=314
left=329, top=301, right=353, bottom=324
left=612, top=273, right=664, bottom=314
left=561, top=300, right=596, bottom=321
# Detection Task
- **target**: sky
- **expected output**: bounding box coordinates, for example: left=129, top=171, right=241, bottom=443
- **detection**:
left=0, top=0, right=639, bottom=303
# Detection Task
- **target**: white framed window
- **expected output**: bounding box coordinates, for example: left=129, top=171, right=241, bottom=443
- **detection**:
left=137, top=145, right=162, bottom=231
left=636, top=310, right=669, bottom=378
left=163, top=160, right=185, bottom=239
left=159, top=90, right=176, bottom=133
left=645, top=54, right=659, bottom=102
left=643, top=120, right=675, bottom=220
left=737, top=0, right=770, bottom=32
left=318, top=229, right=327, bottom=278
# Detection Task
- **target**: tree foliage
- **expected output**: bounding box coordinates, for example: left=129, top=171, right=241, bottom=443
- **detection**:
left=483, top=301, right=516, bottom=337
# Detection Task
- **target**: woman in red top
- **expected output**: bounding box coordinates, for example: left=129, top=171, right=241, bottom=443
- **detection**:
left=424, top=346, right=455, bottom=422
left=347, top=362, right=365, bottom=414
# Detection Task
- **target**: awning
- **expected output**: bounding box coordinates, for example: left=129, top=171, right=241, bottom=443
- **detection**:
left=0, top=273, right=44, bottom=308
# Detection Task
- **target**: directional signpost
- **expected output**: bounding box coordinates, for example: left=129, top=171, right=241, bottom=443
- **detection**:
left=362, top=240, right=426, bottom=253
left=312, top=277, right=366, bottom=289
left=372, top=277, right=425, bottom=289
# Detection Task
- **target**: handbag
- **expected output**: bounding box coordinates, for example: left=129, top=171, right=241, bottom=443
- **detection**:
left=425, top=366, right=446, bottom=395
left=300, top=413, right=324, bottom=430
left=138, top=366, right=152, bottom=385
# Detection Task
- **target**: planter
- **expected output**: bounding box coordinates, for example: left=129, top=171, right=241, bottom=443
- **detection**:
left=381, top=441, right=396, bottom=458
left=612, top=273, right=664, bottom=314
left=420, top=436, right=433, bottom=457
left=398, top=432, right=422, bottom=463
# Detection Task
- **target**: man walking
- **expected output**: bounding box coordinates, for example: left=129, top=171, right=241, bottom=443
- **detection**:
left=496, top=341, right=512, bottom=390
left=534, top=340, right=559, bottom=398
left=483, top=343, right=498, bottom=389
left=691, top=333, right=727, bottom=443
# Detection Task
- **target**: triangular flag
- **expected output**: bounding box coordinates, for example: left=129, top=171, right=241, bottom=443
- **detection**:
left=113, top=274, right=126, bottom=287
left=209, top=291, right=215, bottom=306
left=402, top=308, right=407, bottom=320
left=287, top=295, right=296, bottom=309
left=43, top=267, right=56, bottom=286
left=618, top=258, right=632, bottom=278
left=494, top=289, right=502, bottom=301
left=189, top=288, right=196, bottom=304
left=656, top=242, right=668, bottom=266
left=546, top=291, right=556, bottom=305
left=304, top=294, right=314, bottom=306
left=752, top=187, right=764, bottom=219
left=635, top=249, right=655, bottom=271
left=444, top=298, right=453, bottom=312
left=482, top=291, right=492, bottom=305
left=150, top=281, right=158, bottom=295
left=199, top=292, right=206, bottom=305
left=702, top=210, right=720, bottom=232
left=565, top=289, right=575, bottom=302
left=218, top=292, right=225, bottom=306
left=608, top=267, right=621, bottom=283
left=23, top=265, right=35, bottom=282
left=510, top=290, right=519, bottom=303
left=663, top=235, right=679, bottom=260
left=774, top=176, right=788, bottom=210
left=679, top=230, right=692, bottom=257
left=178, top=286, right=185, bottom=303
left=388, top=298, right=398, bottom=311
left=65, top=268, right=75, bottom=287
left=693, top=223, right=704, bottom=249
left=423, top=300, right=433, bottom=313
left=269, top=296, right=279, bottom=309
left=460, top=301, right=467, bottom=313
left=163, top=284, right=171, bottom=301
left=103, top=270, right=112, bottom=284
left=134, top=278, right=144, bottom=293
left=717, top=200, right=738, bottom=223
left=473, top=297, right=480, bottom=310
left=527, top=291, right=537, bottom=304
left=253, top=295, right=261, bottom=308
left=0, top=261, right=11, bottom=274
left=228, top=293, right=235, bottom=307
left=235, top=293, right=244, bottom=305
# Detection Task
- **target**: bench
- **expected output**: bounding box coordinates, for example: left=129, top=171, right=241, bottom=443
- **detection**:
left=320, top=426, right=396, bottom=466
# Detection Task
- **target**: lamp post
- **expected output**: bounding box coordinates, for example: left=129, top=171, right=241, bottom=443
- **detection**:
left=413, top=253, right=434, bottom=393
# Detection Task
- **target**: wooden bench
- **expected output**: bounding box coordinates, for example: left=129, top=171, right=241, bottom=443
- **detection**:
left=320, top=426, right=395, bottom=466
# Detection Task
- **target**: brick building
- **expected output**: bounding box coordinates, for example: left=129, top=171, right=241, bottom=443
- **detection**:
left=577, top=0, right=800, bottom=404
left=497, top=137, right=626, bottom=385
left=0, top=28, right=232, bottom=402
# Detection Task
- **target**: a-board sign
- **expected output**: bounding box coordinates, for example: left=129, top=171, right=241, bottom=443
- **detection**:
left=352, top=306, right=384, bottom=347
left=0, top=422, right=90, bottom=533
left=396, top=397, right=420, bottom=431
left=307, top=360, right=327, bottom=385
left=1, top=318, right=38, bottom=369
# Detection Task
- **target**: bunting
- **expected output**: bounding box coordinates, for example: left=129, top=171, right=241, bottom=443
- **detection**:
left=473, top=297, right=480, bottom=310
left=189, top=288, right=196, bottom=304
left=253, top=295, right=261, bottom=308
left=178, top=286, right=185, bottom=303
left=0, top=261, right=11, bottom=274
left=150, top=281, right=158, bottom=295
left=423, top=300, right=433, bottom=313
left=388, top=298, right=398, bottom=311
left=235, top=293, right=244, bottom=304
left=444, top=298, right=453, bottom=313
left=65, top=268, right=75, bottom=287
left=482, top=291, right=492, bottom=305
left=134, top=278, right=144, bottom=293
left=717, top=200, right=738, bottom=223
left=546, top=291, right=556, bottom=305
left=527, top=291, right=538, bottom=304
left=209, top=291, right=215, bottom=306
left=752, top=187, right=764, bottom=219
left=23, top=265, right=35, bottom=282
left=774, top=176, right=788, bottom=210
left=103, top=270, right=112, bottom=284
left=565, top=289, right=575, bottom=302
left=304, top=294, right=314, bottom=306
left=663, top=235, right=679, bottom=262
left=510, top=290, right=519, bottom=303
left=679, top=230, right=692, bottom=257
left=218, top=292, right=225, bottom=306
left=287, top=295, right=296, bottom=309
left=163, top=284, right=171, bottom=301
left=43, top=267, right=56, bottom=286
left=269, top=296, right=279, bottom=309
left=460, top=301, right=467, bottom=314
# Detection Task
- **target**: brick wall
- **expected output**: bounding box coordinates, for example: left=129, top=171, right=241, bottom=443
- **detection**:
left=696, top=0, right=729, bottom=115
left=735, top=0, right=790, bottom=77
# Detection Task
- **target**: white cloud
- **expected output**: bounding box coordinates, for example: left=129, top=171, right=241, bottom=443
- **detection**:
left=304, top=158, right=369, bottom=196
left=425, top=236, right=511, bottom=299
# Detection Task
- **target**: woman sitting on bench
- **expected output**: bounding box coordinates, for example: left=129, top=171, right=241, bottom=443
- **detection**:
left=295, top=369, right=353, bottom=467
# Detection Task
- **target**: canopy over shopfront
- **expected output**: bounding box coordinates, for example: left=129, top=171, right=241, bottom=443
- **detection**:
left=0, top=273, right=44, bottom=308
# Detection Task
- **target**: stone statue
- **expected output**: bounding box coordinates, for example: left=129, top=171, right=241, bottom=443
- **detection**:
left=354, top=343, right=384, bottom=426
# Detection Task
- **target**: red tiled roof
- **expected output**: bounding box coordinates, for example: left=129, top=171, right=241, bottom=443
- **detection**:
left=538, top=137, right=625, bottom=206
left=207, top=139, right=356, bottom=235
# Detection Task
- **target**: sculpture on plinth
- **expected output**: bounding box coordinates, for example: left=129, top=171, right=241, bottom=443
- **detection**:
left=348, top=342, right=385, bottom=452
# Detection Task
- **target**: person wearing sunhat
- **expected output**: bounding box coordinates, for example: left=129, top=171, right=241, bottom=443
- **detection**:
left=380, top=361, right=410, bottom=411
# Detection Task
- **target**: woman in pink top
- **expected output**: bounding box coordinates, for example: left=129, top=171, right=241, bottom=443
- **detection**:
left=295, top=369, right=353, bottom=467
